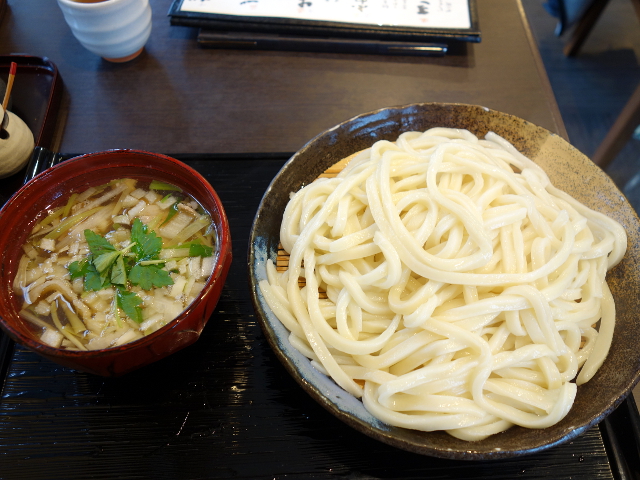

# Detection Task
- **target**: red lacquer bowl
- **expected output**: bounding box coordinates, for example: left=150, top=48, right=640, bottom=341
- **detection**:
left=0, top=150, right=232, bottom=376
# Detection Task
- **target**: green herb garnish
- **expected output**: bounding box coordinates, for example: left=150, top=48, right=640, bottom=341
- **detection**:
left=129, top=264, right=173, bottom=291
left=68, top=256, right=110, bottom=291
left=67, top=218, right=174, bottom=323
left=68, top=259, right=90, bottom=280
left=85, top=265, right=108, bottom=291
left=131, top=217, right=163, bottom=262
left=116, top=287, right=143, bottom=324
left=84, top=229, right=134, bottom=287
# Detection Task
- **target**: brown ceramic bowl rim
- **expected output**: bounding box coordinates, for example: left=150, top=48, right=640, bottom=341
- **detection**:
left=0, top=149, right=230, bottom=360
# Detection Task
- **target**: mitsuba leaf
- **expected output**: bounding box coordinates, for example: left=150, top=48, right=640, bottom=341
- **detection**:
left=76, top=222, right=172, bottom=314
left=111, top=255, right=127, bottom=285
left=131, top=218, right=163, bottom=262
left=93, top=251, right=120, bottom=274
left=84, top=263, right=109, bottom=291
left=84, top=229, right=116, bottom=257
left=68, top=259, right=90, bottom=280
left=116, top=287, right=143, bottom=324
left=129, top=264, right=174, bottom=290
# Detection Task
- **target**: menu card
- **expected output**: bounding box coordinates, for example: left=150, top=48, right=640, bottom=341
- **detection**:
left=169, top=0, right=480, bottom=43
left=177, top=0, right=472, bottom=30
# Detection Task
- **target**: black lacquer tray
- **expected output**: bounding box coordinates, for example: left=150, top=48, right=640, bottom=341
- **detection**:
left=0, top=151, right=639, bottom=479
left=0, top=54, right=63, bottom=205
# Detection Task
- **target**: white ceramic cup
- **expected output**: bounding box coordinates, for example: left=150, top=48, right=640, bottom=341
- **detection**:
left=57, top=0, right=152, bottom=62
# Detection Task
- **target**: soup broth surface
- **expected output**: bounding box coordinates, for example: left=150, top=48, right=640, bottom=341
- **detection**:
left=14, top=178, right=217, bottom=351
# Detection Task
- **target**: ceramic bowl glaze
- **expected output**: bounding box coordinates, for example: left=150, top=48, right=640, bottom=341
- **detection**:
left=248, top=103, right=640, bottom=460
left=0, top=150, right=232, bottom=376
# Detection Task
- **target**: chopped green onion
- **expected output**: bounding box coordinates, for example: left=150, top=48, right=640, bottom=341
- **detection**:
left=37, top=207, right=65, bottom=227
left=138, top=259, right=167, bottom=266
left=168, top=216, right=211, bottom=247
left=62, top=193, right=78, bottom=218
left=160, top=201, right=180, bottom=226
left=44, top=207, right=103, bottom=240
left=150, top=180, right=182, bottom=192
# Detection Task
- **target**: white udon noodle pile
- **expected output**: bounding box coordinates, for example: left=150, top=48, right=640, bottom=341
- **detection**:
left=258, top=127, right=627, bottom=441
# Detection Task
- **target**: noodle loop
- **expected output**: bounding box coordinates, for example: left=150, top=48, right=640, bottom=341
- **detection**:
left=259, top=128, right=627, bottom=440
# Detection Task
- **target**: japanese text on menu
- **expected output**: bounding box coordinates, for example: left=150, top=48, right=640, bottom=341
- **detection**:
left=180, top=0, right=471, bottom=30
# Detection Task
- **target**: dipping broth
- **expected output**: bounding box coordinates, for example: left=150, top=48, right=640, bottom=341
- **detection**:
left=14, top=178, right=217, bottom=351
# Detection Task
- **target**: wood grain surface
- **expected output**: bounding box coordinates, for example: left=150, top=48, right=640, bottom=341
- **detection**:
left=0, top=0, right=566, bottom=155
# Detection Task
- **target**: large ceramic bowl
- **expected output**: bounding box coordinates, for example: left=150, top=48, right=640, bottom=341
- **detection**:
left=0, top=149, right=232, bottom=376
left=248, top=103, right=640, bottom=460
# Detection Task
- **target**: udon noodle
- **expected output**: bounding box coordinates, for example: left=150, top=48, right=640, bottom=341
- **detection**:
left=258, top=128, right=627, bottom=441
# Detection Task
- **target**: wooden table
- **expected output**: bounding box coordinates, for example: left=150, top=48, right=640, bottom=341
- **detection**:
left=3, top=2, right=638, bottom=479
left=0, top=0, right=566, bottom=154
